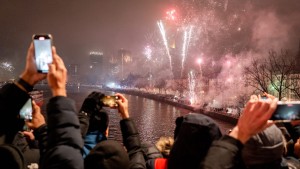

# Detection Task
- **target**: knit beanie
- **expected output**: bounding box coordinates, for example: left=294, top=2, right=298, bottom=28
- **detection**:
left=84, top=140, right=130, bottom=169
left=242, top=124, right=284, bottom=166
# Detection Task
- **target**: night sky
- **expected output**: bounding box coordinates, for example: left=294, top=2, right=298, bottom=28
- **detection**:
left=0, top=0, right=300, bottom=76
left=0, top=0, right=170, bottom=73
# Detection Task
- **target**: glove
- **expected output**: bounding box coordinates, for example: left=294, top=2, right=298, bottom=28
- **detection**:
left=79, top=91, right=105, bottom=117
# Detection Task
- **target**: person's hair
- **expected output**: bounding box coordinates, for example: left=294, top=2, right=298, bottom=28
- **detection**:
left=155, top=137, right=174, bottom=158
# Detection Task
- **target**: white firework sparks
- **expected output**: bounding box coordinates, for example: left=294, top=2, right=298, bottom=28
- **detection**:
left=188, top=70, right=196, bottom=105
left=181, top=25, right=193, bottom=77
left=157, top=20, right=173, bottom=71
left=144, top=45, right=152, bottom=60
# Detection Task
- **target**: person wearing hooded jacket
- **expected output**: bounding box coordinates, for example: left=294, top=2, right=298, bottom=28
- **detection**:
left=146, top=113, right=222, bottom=169
left=17, top=42, right=83, bottom=169
left=0, top=42, right=49, bottom=169
left=200, top=95, right=283, bottom=169
left=84, top=93, right=146, bottom=169
left=77, top=91, right=109, bottom=158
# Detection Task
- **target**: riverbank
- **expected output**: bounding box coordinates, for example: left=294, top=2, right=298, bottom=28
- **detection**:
left=111, top=88, right=238, bottom=125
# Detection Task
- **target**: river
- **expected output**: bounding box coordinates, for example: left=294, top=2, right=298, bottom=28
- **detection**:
left=38, top=85, right=234, bottom=144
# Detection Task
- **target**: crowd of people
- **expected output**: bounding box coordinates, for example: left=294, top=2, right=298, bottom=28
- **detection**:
left=1, top=42, right=300, bottom=169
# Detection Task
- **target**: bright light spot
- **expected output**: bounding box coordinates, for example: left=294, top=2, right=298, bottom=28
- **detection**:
left=237, top=27, right=241, bottom=31
left=227, top=61, right=231, bottom=66
left=106, top=82, right=120, bottom=88
left=190, top=98, right=195, bottom=105
left=90, top=65, right=93, bottom=69
left=197, top=58, right=202, bottom=64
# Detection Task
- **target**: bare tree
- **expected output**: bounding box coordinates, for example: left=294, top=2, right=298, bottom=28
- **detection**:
left=244, top=58, right=269, bottom=93
left=267, top=50, right=296, bottom=100
left=286, top=74, right=300, bottom=99
left=244, top=50, right=297, bottom=100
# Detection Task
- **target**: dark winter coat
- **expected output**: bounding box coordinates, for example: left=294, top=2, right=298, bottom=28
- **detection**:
left=37, top=96, right=84, bottom=169
left=121, top=118, right=147, bottom=169
left=167, top=113, right=222, bottom=169
left=0, top=83, right=30, bottom=144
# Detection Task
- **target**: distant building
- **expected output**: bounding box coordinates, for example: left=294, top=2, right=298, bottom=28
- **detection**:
left=118, top=49, right=132, bottom=63
left=67, top=64, right=79, bottom=84
left=117, top=49, right=132, bottom=80
left=88, top=51, right=105, bottom=84
left=67, top=64, right=79, bottom=76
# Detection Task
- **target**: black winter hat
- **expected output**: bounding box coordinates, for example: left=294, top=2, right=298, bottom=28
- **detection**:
left=168, top=113, right=222, bottom=169
left=84, top=140, right=130, bottom=169
left=0, top=144, right=25, bottom=169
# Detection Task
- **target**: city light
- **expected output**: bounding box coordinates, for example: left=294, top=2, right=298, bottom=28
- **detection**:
left=197, top=58, right=203, bottom=64
left=89, top=51, right=103, bottom=55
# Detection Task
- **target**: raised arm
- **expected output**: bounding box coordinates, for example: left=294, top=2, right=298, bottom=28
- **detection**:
left=40, top=47, right=83, bottom=169
left=116, top=93, right=146, bottom=169
left=201, top=96, right=278, bottom=169
left=0, top=43, right=46, bottom=144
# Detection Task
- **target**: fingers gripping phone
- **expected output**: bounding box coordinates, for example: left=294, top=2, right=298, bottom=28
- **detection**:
left=270, top=101, right=300, bottom=122
left=20, top=98, right=33, bottom=120
left=32, top=34, right=53, bottom=73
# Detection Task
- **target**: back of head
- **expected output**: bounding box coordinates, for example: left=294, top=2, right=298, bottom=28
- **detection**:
left=88, top=109, right=109, bottom=133
left=155, top=137, right=174, bottom=158
left=168, top=113, right=222, bottom=169
left=0, top=144, right=25, bottom=169
left=242, top=124, right=284, bottom=168
left=84, top=140, right=130, bottom=169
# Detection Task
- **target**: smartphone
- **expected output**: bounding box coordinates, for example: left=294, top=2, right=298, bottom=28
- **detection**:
left=101, top=95, right=119, bottom=107
left=32, top=34, right=53, bottom=73
left=19, top=98, right=33, bottom=120
left=270, top=101, right=300, bottom=122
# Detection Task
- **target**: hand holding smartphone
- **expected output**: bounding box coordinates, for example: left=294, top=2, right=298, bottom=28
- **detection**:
left=32, top=34, right=53, bottom=73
